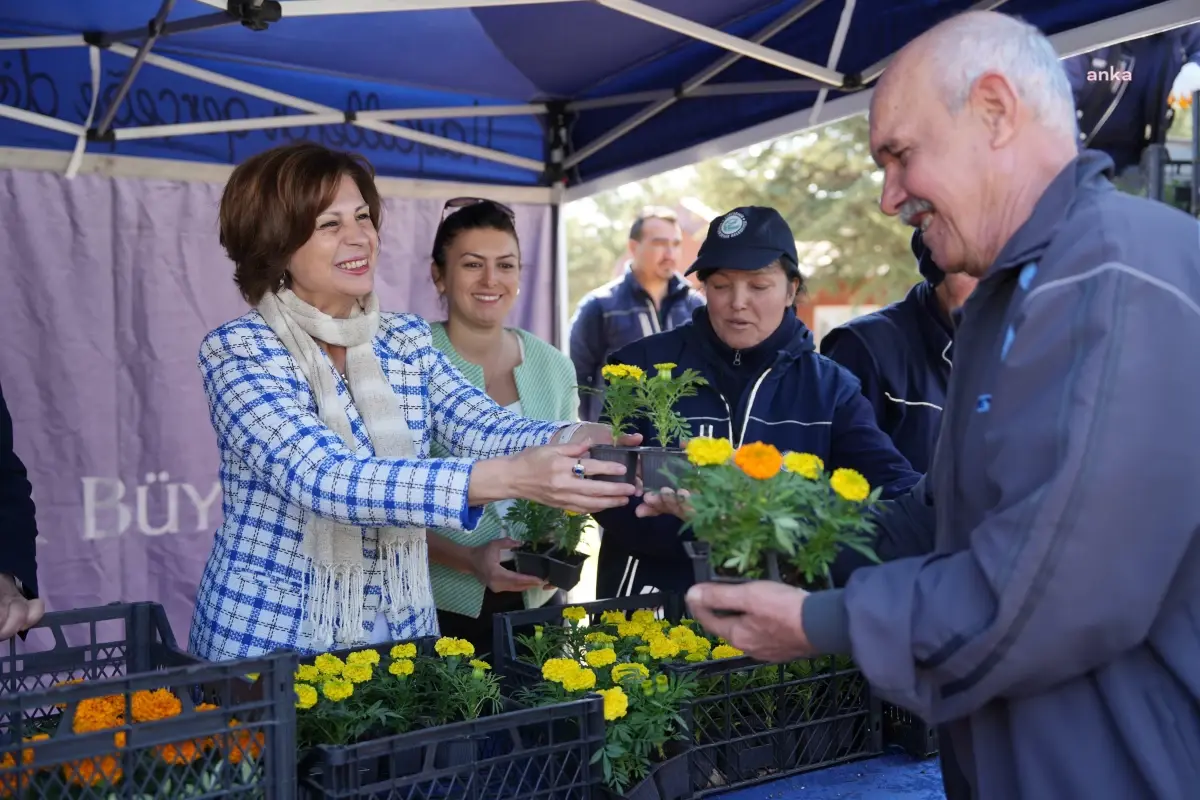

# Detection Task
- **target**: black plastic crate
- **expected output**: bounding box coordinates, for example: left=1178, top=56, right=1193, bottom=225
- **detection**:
left=492, top=593, right=883, bottom=796
left=297, top=695, right=605, bottom=800
left=882, top=702, right=938, bottom=758
left=0, top=602, right=297, bottom=799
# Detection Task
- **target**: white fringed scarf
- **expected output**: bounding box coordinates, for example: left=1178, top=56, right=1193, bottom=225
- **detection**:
left=256, top=288, right=433, bottom=647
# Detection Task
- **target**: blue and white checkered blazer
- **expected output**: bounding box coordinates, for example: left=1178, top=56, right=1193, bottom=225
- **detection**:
left=187, top=310, right=564, bottom=661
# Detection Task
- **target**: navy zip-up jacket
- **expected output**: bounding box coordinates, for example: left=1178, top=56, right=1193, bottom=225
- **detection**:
left=593, top=306, right=920, bottom=594
left=819, top=280, right=953, bottom=473
left=1064, top=26, right=1200, bottom=171
left=805, top=150, right=1200, bottom=799
left=569, top=267, right=704, bottom=422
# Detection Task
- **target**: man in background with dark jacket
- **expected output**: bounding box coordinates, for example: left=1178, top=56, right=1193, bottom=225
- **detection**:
left=0, top=379, right=43, bottom=641
left=820, top=231, right=976, bottom=473
left=569, top=206, right=705, bottom=422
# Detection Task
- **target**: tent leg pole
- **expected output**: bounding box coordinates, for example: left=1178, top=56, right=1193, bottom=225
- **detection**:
left=95, top=0, right=177, bottom=136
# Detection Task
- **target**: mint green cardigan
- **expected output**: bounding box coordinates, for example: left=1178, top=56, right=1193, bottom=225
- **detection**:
left=428, top=322, right=579, bottom=618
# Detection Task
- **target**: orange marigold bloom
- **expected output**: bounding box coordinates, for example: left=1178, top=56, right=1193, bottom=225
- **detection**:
left=157, top=741, right=202, bottom=765
left=131, top=689, right=182, bottom=723
left=72, top=697, right=124, bottom=734
left=733, top=442, right=783, bottom=480
left=63, top=756, right=122, bottom=787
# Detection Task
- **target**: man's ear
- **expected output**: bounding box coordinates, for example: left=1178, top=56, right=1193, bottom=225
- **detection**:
left=970, top=71, right=1021, bottom=148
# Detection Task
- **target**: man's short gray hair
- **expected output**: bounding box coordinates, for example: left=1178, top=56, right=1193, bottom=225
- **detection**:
left=927, top=12, right=1077, bottom=140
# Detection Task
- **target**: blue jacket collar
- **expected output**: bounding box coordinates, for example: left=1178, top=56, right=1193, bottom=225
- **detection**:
left=621, top=265, right=693, bottom=302
left=989, top=150, right=1114, bottom=276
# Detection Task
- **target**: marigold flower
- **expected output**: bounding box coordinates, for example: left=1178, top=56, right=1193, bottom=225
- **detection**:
left=685, top=436, right=734, bottom=466
left=630, top=609, right=656, bottom=625
left=560, top=667, right=596, bottom=692
left=597, top=686, right=629, bottom=721
left=64, top=756, right=122, bottom=787
left=156, top=741, right=201, bottom=765
left=611, top=663, right=650, bottom=683
left=733, top=442, right=783, bottom=480
left=321, top=680, right=354, bottom=702
left=648, top=636, right=681, bottom=660
left=601, top=364, right=645, bottom=382
left=346, top=649, right=381, bottom=667
left=585, top=631, right=617, bottom=645
left=541, top=658, right=581, bottom=683
left=294, top=684, right=318, bottom=710
left=343, top=663, right=373, bottom=684
left=782, top=451, right=824, bottom=479
left=390, top=643, right=417, bottom=660
left=435, top=637, right=475, bottom=658
left=599, top=610, right=626, bottom=624
left=388, top=659, right=414, bottom=678
left=295, top=664, right=321, bottom=683
left=469, top=659, right=492, bottom=671
left=830, top=468, right=871, bottom=502
left=712, top=644, right=744, bottom=659
left=584, top=648, right=616, bottom=668
left=131, top=689, right=182, bottom=723
left=314, top=653, right=344, bottom=676
left=616, top=621, right=645, bottom=639
left=561, top=606, right=587, bottom=624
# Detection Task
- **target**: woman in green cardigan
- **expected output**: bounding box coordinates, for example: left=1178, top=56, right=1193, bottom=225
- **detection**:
left=426, top=198, right=579, bottom=653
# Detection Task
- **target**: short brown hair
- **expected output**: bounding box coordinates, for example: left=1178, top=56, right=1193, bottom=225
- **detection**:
left=629, top=205, right=678, bottom=241
left=218, top=142, right=383, bottom=305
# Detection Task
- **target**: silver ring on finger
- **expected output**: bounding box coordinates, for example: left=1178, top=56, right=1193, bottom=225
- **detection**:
left=572, top=459, right=586, bottom=479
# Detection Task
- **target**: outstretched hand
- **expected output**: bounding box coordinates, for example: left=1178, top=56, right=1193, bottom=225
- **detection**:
left=636, top=487, right=693, bottom=519
left=686, top=581, right=814, bottom=663
left=0, top=574, right=44, bottom=642
left=470, top=538, right=552, bottom=593
left=511, top=439, right=637, bottom=513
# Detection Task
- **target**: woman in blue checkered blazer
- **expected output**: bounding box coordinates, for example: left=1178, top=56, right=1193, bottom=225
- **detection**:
left=188, top=143, right=638, bottom=661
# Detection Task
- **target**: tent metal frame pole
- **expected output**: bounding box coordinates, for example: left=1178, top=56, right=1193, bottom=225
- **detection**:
left=593, top=0, right=845, bottom=86
left=94, top=0, right=178, bottom=137
left=0, top=35, right=84, bottom=51
left=807, top=0, right=857, bottom=126
left=562, top=0, right=827, bottom=170
left=102, top=43, right=545, bottom=172
left=0, top=105, right=85, bottom=136
left=277, top=0, right=576, bottom=15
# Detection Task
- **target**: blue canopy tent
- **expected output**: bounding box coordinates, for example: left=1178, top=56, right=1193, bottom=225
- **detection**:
left=1, top=0, right=1197, bottom=342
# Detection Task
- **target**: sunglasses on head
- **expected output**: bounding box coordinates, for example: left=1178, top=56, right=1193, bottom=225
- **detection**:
left=440, top=196, right=516, bottom=223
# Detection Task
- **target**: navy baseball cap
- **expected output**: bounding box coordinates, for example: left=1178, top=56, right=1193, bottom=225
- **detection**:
left=686, top=206, right=799, bottom=277
left=911, top=229, right=944, bottom=287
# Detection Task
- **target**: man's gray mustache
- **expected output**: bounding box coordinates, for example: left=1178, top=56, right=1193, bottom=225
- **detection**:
left=900, top=199, right=933, bottom=226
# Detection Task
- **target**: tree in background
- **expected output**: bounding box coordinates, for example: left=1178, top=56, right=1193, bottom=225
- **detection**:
left=564, top=113, right=919, bottom=312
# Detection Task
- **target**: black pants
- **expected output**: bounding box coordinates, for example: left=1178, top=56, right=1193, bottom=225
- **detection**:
left=436, top=589, right=566, bottom=659
left=938, top=727, right=973, bottom=799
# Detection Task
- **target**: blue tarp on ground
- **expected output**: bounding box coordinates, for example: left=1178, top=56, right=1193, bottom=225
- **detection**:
left=0, top=0, right=1191, bottom=190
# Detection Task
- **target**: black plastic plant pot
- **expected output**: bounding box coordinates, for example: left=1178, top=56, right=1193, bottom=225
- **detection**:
left=433, top=734, right=483, bottom=769
left=640, top=447, right=688, bottom=493
left=588, top=444, right=639, bottom=483
left=682, top=541, right=782, bottom=616
left=511, top=546, right=588, bottom=591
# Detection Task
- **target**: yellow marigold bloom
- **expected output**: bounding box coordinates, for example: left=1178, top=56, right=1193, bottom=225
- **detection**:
left=685, top=436, right=734, bottom=466
left=561, top=668, right=596, bottom=692
left=343, top=663, right=373, bottom=684
left=599, top=610, right=626, bottom=624
left=314, top=653, right=344, bottom=676
left=830, top=468, right=871, bottom=502
left=734, top=442, right=783, bottom=480
left=295, top=664, right=320, bottom=683
left=322, top=680, right=354, bottom=702
left=616, top=621, right=645, bottom=638
left=584, top=648, right=616, bottom=668
left=585, top=631, right=617, bottom=645
left=782, top=451, right=824, bottom=479
left=712, top=644, right=744, bottom=659
left=611, top=662, right=650, bottom=683
left=597, top=686, right=629, bottom=721
left=435, top=637, right=475, bottom=658
left=347, top=649, right=380, bottom=667
left=389, top=659, right=415, bottom=678
left=469, top=659, right=492, bottom=671
left=648, top=636, right=681, bottom=660
left=630, top=609, right=657, bottom=625
left=653, top=362, right=676, bottom=378
left=601, top=364, right=645, bottom=381
left=542, top=658, right=581, bottom=683
left=390, top=643, right=417, bottom=660
left=561, top=606, right=587, bottom=623
left=131, top=689, right=182, bottom=723
left=294, top=684, right=318, bottom=710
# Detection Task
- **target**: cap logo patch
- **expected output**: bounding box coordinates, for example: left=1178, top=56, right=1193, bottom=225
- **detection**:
left=717, top=212, right=746, bottom=238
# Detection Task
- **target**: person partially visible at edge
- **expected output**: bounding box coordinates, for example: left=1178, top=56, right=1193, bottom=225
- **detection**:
left=187, top=142, right=638, bottom=661
left=569, top=206, right=705, bottom=423
left=1063, top=23, right=1200, bottom=190
left=679, top=12, right=1200, bottom=799
left=819, top=230, right=977, bottom=473
left=0, top=379, right=44, bottom=641
left=591, top=206, right=921, bottom=599
left=424, top=198, right=578, bottom=655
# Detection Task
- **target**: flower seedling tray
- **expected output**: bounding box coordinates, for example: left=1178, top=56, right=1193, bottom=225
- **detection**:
left=512, top=547, right=588, bottom=592
left=587, top=445, right=639, bottom=484
left=0, top=602, right=296, bottom=799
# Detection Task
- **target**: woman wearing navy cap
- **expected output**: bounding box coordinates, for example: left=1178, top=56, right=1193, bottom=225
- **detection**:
left=593, top=206, right=921, bottom=599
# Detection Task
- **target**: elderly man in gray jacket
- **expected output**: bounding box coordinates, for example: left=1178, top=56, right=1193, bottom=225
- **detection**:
left=670, top=10, right=1200, bottom=800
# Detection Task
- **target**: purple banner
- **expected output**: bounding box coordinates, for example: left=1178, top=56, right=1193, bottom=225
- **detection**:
left=0, top=166, right=553, bottom=652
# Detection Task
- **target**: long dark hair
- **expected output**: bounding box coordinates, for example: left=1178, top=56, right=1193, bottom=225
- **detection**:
left=430, top=200, right=519, bottom=279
